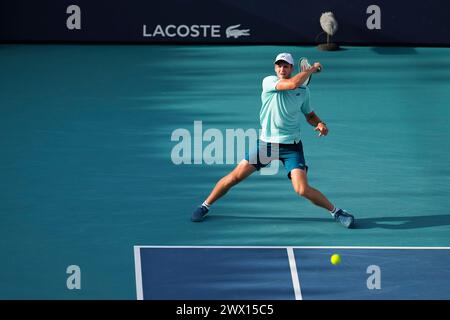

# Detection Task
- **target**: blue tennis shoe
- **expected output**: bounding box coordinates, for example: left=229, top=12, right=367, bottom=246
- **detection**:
left=191, top=205, right=209, bottom=222
left=333, top=209, right=355, bottom=228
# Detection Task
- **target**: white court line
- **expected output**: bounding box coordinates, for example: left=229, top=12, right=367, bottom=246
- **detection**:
left=287, top=247, right=302, bottom=300
left=134, top=245, right=450, bottom=250
left=133, top=246, right=144, bottom=300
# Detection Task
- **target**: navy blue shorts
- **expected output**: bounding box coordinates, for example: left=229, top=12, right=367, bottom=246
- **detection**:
left=245, top=139, right=308, bottom=179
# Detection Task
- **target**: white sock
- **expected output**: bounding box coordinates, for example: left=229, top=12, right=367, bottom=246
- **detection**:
left=330, top=207, right=339, bottom=215
left=202, top=201, right=211, bottom=210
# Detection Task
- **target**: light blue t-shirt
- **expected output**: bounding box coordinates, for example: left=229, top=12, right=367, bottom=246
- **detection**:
left=259, top=75, right=313, bottom=143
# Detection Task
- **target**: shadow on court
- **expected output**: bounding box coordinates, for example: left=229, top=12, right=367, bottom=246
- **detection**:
left=205, top=214, right=450, bottom=230
left=354, top=214, right=450, bottom=230
left=372, top=47, right=418, bottom=55
left=207, top=214, right=329, bottom=224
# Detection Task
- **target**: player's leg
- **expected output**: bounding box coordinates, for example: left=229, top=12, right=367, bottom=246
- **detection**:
left=290, top=168, right=333, bottom=210
left=206, top=159, right=256, bottom=205
left=283, top=141, right=355, bottom=228
left=191, top=160, right=256, bottom=222
left=192, top=139, right=272, bottom=222
left=290, top=168, right=354, bottom=228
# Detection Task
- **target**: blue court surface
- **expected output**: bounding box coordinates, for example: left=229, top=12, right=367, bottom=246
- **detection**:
left=135, top=246, right=450, bottom=300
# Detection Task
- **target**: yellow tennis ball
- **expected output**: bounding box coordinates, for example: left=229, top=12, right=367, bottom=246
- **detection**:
left=330, top=254, right=341, bottom=265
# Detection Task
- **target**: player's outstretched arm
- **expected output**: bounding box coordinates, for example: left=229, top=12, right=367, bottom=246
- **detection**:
left=276, top=62, right=322, bottom=91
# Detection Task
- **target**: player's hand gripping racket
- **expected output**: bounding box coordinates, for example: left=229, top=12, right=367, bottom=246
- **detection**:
left=298, top=57, right=321, bottom=86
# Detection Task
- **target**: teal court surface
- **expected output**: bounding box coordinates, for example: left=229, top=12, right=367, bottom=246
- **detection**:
left=1, top=45, right=450, bottom=299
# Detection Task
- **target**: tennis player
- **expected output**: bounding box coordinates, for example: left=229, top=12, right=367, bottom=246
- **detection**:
left=191, top=53, right=355, bottom=228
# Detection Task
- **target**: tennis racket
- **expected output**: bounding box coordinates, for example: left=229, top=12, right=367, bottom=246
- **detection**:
left=298, top=57, right=321, bottom=86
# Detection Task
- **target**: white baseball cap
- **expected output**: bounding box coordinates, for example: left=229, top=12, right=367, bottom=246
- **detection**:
left=274, top=53, right=294, bottom=65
